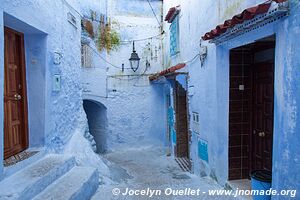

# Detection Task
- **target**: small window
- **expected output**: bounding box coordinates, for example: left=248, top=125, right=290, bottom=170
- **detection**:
left=170, top=15, right=179, bottom=56
left=193, top=112, right=199, bottom=123
left=192, top=112, right=200, bottom=134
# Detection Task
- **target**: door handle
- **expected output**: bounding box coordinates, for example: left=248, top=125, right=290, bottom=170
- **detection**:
left=258, top=132, right=266, bottom=137
left=14, top=94, right=22, bottom=101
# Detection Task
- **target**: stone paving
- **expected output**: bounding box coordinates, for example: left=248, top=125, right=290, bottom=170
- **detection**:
left=92, top=147, right=249, bottom=200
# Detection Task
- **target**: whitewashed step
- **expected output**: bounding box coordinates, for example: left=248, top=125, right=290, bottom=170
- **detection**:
left=33, top=167, right=99, bottom=200
left=0, top=155, right=75, bottom=200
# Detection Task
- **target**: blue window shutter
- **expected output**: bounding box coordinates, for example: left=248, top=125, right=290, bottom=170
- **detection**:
left=170, top=16, right=179, bottom=56
left=198, top=139, right=209, bottom=163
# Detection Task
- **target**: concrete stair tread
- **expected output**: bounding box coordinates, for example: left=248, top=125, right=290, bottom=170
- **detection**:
left=0, top=155, right=75, bottom=200
left=33, top=167, right=98, bottom=200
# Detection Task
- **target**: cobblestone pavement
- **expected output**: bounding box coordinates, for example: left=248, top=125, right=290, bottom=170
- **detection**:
left=92, top=147, right=250, bottom=200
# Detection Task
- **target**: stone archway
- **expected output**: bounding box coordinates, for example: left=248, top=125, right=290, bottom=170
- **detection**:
left=83, top=100, right=108, bottom=154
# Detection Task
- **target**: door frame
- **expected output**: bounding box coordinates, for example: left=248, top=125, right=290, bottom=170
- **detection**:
left=174, top=80, right=189, bottom=158
left=228, top=37, right=276, bottom=180
left=4, top=26, right=29, bottom=159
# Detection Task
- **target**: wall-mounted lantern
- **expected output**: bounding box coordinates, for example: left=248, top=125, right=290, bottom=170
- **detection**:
left=129, top=41, right=140, bottom=72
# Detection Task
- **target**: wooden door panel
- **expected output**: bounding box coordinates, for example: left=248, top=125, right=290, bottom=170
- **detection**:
left=8, top=65, right=19, bottom=93
left=175, top=82, right=189, bottom=158
left=252, top=63, right=274, bottom=172
left=4, top=27, right=28, bottom=159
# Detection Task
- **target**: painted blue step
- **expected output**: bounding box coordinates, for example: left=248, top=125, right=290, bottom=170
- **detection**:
left=33, top=167, right=99, bottom=200
left=0, top=155, right=75, bottom=200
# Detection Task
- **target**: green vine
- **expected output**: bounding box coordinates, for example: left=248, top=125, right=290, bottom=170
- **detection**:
left=81, top=13, right=121, bottom=53
left=97, top=22, right=121, bottom=53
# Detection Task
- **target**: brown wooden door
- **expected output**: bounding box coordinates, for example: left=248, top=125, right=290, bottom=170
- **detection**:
left=252, top=63, right=274, bottom=171
left=4, top=27, right=29, bottom=159
left=174, top=81, right=189, bottom=158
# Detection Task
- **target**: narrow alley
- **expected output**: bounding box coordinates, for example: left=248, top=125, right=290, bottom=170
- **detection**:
left=0, top=0, right=300, bottom=199
left=92, top=146, right=236, bottom=200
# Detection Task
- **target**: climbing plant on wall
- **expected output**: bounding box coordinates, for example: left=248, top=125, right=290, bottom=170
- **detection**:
left=97, top=16, right=121, bottom=53
left=81, top=12, right=121, bottom=53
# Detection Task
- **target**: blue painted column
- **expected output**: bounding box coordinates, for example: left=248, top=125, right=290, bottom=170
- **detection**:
left=271, top=4, right=300, bottom=198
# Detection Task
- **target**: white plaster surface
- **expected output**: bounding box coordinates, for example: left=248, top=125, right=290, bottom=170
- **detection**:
left=0, top=0, right=299, bottom=199
left=106, top=78, right=167, bottom=150
left=33, top=166, right=99, bottom=200
left=0, top=155, right=76, bottom=200
left=64, top=128, right=111, bottom=183
left=1, top=0, right=88, bottom=153
left=80, top=0, right=167, bottom=151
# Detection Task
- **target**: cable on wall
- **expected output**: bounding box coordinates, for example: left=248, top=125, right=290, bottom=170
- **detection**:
left=120, top=31, right=165, bottom=44
left=61, top=0, right=83, bottom=18
left=185, top=54, right=200, bottom=64
left=146, top=0, right=162, bottom=28
left=62, top=0, right=166, bottom=41
left=108, top=62, right=152, bottom=81
left=85, top=43, right=132, bottom=69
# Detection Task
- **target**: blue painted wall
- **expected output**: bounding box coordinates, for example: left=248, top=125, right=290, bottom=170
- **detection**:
left=80, top=0, right=108, bottom=99
left=24, top=34, right=47, bottom=148
left=214, top=3, right=300, bottom=195
left=167, top=84, right=176, bottom=153
left=79, top=0, right=167, bottom=151
left=271, top=1, right=300, bottom=194
left=96, top=0, right=165, bottom=150
left=163, top=0, right=300, bottom=197
left=0, top=0, right=87, bottom=179
left=80, top=0, right=166, bottom=151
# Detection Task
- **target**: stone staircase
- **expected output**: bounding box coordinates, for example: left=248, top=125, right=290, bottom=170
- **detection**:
left=0, top=155, right=99, bottom=200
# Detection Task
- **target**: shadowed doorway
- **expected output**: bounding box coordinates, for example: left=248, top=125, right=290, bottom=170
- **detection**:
left=83, top=100, right=108, bottom=154
left=229, top=35, right=275, bottom=181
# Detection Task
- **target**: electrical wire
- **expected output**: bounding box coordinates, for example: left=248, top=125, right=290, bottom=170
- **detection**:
left=185, top=54, right=200, bottom=64
left=85, top=43, right=159, bottom=78
left=120, top=31, right=165, bottom=44
left=146, top=0, right=162, bottom=28
left=62, top=0, right=165, bottom=44
left=113, top=53, right=201, bottom=83
left=108, top=64, right=151, bottom=81
left=61, top=0, right=83, bottom=18
left=85, top=43, right=132, bottom=69
left=85, top=40, right=200, bottom=75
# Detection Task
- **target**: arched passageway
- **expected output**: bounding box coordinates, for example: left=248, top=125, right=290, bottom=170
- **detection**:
left=83, top=100, right=108, bottom=154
